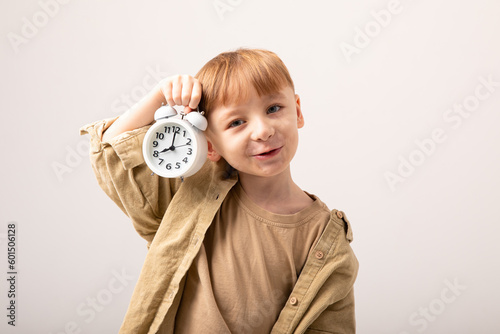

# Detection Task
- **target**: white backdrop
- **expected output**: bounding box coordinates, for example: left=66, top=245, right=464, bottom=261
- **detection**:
left=1, top=0, right=499, bottom=333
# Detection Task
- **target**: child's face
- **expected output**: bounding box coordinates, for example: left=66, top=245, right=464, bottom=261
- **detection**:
left=205, top=85, right=304, bottom=179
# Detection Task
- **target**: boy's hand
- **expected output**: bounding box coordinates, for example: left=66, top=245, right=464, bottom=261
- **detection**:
left=158, top=75, right=202, bottom=114
left=101, top=75, right=201, bottom=142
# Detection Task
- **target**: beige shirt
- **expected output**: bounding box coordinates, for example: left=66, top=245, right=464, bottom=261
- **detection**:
left=80, top=117, right=359, bottom=334
left=169, top=183, right=330, bottom=334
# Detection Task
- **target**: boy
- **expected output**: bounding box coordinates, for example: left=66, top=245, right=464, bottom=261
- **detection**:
left=80, top=48, right=358, bottom=334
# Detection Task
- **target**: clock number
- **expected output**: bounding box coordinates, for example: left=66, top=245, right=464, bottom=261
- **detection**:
left=164, top=126, right=170, bottom=133
left=156, top=132, right=164, bottom=140
left=153, top=141, right=158, bottom=147
left=175, top=162, right=181, bottom=169
left=187, top=148, right=192, bottom=155
left=166, top=163, right=172, bottom=170
left=183, top=130, right=186, bottom=137
left=186, top=138, right=192, bottom=145
left=183, top=157, right=188, bottom=163
left=153, top=150, right=159, bottom=157
left=158, top=158, right=164, bottom=165
left=174, top=126, right=180, bottom=134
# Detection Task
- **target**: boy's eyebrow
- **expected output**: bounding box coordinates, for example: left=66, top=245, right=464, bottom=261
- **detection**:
left=263, top=92, right=287, bottom=100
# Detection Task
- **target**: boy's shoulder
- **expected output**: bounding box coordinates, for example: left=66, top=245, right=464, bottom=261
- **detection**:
left=181, top=159, right=238, bottom=198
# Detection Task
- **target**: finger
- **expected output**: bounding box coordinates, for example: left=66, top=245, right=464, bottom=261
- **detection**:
left=171, top=75, right=183, bottom=106
left=159, top=79, right=175, bottom=107
left=189, top=79, right=202, bottom=110
left=181, top=75, right=194, bottom=107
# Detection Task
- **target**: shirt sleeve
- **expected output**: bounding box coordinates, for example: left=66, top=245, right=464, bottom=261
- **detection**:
left=79, top=117, right=181, bottom=248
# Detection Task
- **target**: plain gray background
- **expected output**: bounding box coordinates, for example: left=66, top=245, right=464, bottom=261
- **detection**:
left=1, top=0, right=499, bottom=333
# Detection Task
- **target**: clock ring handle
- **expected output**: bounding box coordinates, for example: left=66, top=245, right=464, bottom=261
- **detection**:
left=184, top=111, right=208, bottom=131
left=154, top=103, right=178, bottom=121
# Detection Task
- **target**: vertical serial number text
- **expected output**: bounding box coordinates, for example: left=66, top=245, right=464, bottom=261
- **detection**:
left=6, top=222, right=17, bottom=326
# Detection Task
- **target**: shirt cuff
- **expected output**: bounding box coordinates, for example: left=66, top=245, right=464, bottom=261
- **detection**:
left=80, top=117, right=152, bottom=170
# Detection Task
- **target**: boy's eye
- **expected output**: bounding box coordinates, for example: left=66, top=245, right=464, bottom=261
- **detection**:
left=267, top=105, right=281, bottom=114
left=229, top=119, right=244, bottom=128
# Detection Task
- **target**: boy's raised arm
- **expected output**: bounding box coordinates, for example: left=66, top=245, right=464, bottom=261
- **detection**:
left=80, top=75, right=201, bottom=248
left=102, top=75, right=202, bottom=141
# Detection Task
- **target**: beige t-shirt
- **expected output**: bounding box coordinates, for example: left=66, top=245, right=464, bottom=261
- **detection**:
left=167, top=183, right=330, bottom=334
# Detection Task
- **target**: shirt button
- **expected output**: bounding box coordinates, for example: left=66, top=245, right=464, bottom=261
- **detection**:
left=289, top=297, right=298, bottom=306
left=336, top=211, right=343, bottom=219
left=315, top=251, right=324, bottom=259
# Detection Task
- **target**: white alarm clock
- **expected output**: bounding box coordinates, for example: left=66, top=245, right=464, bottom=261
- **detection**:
left=142, top=104, right=208, bottom=178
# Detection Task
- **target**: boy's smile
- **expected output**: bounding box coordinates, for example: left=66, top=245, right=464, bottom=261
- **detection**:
left=205, top=85, right=304, bottom=180
left=252, top=146, right=283, bottom=160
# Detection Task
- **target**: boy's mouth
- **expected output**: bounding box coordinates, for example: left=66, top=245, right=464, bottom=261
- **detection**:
left=253, top=146, right=283, bottom=158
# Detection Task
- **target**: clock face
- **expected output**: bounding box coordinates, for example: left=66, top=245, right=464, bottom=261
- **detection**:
left=144, top=120, right=198, bottom=177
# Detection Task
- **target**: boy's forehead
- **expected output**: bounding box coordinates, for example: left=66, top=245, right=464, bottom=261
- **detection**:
left=213, top=86, right=292, bottom=111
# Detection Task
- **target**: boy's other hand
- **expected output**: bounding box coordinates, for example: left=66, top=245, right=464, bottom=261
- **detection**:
left=158, top=75, right=202, bottom=114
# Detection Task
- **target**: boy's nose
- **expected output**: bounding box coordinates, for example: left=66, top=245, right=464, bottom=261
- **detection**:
left=250, top=117, right=274, bottom=141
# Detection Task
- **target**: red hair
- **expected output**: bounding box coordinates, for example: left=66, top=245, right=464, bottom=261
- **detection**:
left=195, top=48, right=295, bottom=114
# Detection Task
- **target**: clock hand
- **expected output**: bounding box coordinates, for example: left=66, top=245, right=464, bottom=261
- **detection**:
left=170, top=130, right=177, bottom=148
left=159, top=147, right=172, bottom=153
left=159, top=131, right=179, bottom=153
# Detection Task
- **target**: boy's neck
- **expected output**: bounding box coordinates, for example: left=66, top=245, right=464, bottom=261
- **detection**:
left=238, top=167, right=313, bottom=215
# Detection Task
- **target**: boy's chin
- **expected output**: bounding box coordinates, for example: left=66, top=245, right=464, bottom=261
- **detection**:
left=237, top=165, right=292, bottom=180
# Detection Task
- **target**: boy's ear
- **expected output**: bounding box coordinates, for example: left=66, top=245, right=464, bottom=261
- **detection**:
left=295, top=94, right=305, bottom=129
left=207, top=140, right=221, bottom=162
